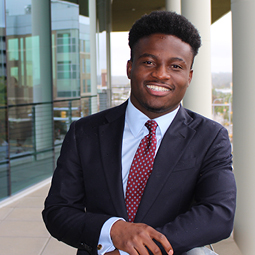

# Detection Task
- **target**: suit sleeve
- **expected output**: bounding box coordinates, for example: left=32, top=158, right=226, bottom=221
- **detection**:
left=42, top=121, right=111, bottom=255
left=156, top=127, right=236, bottom=254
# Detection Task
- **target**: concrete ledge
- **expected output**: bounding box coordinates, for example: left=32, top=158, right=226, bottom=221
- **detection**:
left=212, top=236, right=243, bottom=255
left=0, top=177, right=51, bottom=208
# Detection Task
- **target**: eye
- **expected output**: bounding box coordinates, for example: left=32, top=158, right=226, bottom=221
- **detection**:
left=171, top=64, right=182, bottom=69
left=143, top=60, right=154, bottom=65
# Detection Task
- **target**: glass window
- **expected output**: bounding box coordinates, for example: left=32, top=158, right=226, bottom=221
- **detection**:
left=83, top=79, right=85, bottom=92
left=5, top=0, right=54, bottom=197
left=80, top=40, right=84, bottom=52
left=1, top=0, right=110, bottom=200
left=0, top=0, right=8, bottom=200
left=85, top=39, right=90, bottom=52
left=8, top=38, right=19, bottom=61
left=57, top=33, right=71, bottom=53
left=86, top=58, right=90, bottom=74
left=20, top=38, right=25, bottom=86
left=87, top=79, right=91, bottom=93
left=0, top=76, right=8, bottom=199
left=82, top=58, right=85, bottom=73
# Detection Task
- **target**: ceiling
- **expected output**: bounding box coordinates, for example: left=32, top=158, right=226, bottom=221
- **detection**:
left=111, top=0, right=231, bottom=31
left=62, top=0, right=231, bottom=32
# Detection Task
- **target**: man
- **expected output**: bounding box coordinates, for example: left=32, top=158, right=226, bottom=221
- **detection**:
left=42, top=11, right=236, bottom=255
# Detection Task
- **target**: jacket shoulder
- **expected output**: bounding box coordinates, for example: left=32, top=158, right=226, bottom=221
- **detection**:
left=183, top=108, right=225, bottom=132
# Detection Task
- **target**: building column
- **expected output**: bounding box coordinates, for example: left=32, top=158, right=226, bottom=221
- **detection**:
left=32, top=0, right=53, bottom=152
left=106, top=0, right=112, bottom=107
left=89, top=0, right=98, bottom=114
left=232, top=1, right=255, bottom=254
left=181, top=0, right=212, bottom=119
left=165, top=0, right=181, bottom=14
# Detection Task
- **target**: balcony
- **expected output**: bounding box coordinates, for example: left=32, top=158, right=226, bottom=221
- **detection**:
left=0, top=179, right=242, bottom=255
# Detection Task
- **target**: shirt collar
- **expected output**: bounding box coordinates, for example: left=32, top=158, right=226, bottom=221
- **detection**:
left=126, top=99, right=180, bottom=138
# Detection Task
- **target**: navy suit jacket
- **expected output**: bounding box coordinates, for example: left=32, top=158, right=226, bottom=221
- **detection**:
left=42, top=101, right=236, bottom=255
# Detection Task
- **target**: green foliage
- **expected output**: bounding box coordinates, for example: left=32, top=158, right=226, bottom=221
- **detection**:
left=212, top=88, right=232, bottom=125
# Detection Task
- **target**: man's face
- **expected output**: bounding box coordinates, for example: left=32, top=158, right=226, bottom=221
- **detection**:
left=127, top=33, right=194, bottom=119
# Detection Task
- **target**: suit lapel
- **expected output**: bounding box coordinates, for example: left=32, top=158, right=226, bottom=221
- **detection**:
left=134, top=106, right=197, bottom=222
left=99, top=102, right=128, bottom=219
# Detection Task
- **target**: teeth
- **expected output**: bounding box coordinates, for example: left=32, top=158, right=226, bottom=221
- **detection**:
left=147, top=85, right=170, bottom=92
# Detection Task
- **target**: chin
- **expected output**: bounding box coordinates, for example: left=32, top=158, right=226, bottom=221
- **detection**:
left=144, top=105, right=167, bottom=114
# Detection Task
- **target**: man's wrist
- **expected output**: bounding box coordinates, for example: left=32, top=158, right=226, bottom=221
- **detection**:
left=98, top=217, right=125, bottom=255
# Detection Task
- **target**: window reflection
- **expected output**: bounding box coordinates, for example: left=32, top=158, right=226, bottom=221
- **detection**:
left=1, top=0, right=111, bottom=200
left=0, top=0, right=8, bottom=198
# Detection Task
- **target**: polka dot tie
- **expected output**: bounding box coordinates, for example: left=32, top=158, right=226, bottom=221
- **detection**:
left=125, top=120, right=158, bottom=222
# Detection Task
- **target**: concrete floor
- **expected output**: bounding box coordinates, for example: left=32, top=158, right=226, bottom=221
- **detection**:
left=0, top=180, right=242, bottom=255
left=0, top=180, right=76, bottom=255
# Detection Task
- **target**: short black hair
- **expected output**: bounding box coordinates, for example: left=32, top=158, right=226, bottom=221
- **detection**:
left=128, top=11, right=201, bottom=60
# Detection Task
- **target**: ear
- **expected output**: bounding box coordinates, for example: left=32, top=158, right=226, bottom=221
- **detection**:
left=188, top=69, right=193, bottom=86
left=127, top=60, right=132, bottom=79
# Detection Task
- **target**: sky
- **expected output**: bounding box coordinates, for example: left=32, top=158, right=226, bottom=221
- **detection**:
left=210, top=12, right=232, bottom=73
left=111, top=11, right=232, bottom=76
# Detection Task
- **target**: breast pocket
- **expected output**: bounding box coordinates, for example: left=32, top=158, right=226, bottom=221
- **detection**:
left=173, top=157, right=197, bottom=172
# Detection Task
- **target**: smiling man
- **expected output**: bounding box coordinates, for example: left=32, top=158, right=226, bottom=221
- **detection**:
left=43, top=11, right=236, bottom=255
left=127, top=34, right=193, bottom=119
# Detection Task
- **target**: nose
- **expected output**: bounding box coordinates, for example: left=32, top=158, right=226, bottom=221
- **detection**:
left=152, top=65, right=171, bottom=80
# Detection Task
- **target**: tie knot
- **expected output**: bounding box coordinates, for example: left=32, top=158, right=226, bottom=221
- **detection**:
left=145, top=120, right=158, bottom=135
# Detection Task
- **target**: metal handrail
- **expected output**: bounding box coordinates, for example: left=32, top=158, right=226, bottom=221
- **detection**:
left=0, top=95, right=97, bottom=165
left=0, top=94, right=97, bottom=109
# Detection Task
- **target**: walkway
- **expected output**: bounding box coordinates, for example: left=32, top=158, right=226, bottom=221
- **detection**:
left=0, top=179, right=76, bottom=255
left=0, top=179, right=242, bottom=255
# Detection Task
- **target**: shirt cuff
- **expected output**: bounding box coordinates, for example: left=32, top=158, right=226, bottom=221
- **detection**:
left=119, top=250, right=129, bottom=255
left=97, top=217, right=125, bottom=255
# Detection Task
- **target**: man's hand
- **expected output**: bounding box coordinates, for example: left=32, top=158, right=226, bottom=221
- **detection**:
left=110, top=220, right=173, bottom=255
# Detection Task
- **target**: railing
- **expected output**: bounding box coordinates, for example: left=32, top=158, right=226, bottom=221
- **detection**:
left=0, top=95, right=97, bottom=164
left=0, top=94, right=108, bottom=198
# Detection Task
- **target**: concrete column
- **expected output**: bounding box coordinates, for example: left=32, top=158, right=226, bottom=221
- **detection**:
left=232, top=1, right=255, bottom=254
left=165, top=0, right=181, bottom=14
left=32, top=0, right=53, bottom=152
left=181, top=0, right=212, bottom=119
left=89, top=0, right=98, bottom=114
left=106, top=0, right=112, bottom=107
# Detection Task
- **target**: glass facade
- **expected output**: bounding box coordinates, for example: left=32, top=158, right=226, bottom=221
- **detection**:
left=0, top=0, right=9, bottom=198
left=0, top=0, right=111, bottom=200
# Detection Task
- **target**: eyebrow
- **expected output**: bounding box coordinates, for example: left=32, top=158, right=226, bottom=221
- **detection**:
left=138, top=53, right=186, bottom=64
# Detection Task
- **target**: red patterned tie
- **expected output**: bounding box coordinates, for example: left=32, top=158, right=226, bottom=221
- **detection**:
left=125, top=120, right=158, bottom=222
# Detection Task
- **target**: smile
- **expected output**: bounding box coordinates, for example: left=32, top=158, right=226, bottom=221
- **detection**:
left=147, top=85, right=170, bottom=92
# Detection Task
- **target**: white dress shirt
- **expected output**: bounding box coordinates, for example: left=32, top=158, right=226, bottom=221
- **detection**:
left=98, top=99, right=179, bottom=255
